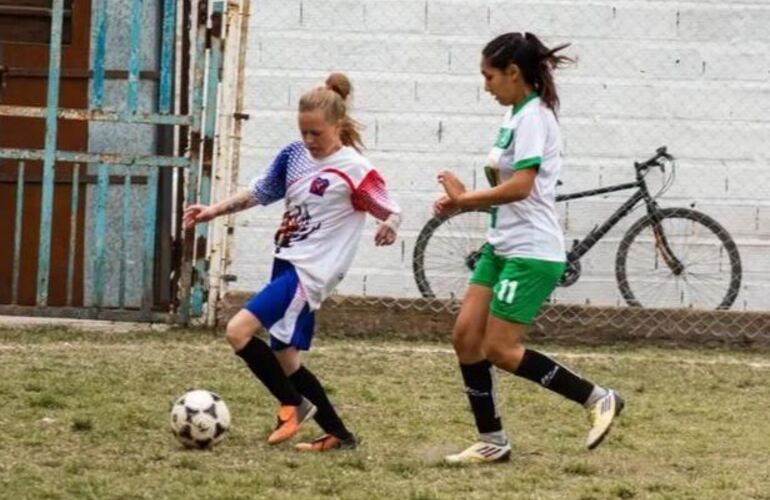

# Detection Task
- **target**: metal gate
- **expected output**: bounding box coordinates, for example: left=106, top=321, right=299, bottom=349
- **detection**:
left=0, top=0, right=230, bottom=324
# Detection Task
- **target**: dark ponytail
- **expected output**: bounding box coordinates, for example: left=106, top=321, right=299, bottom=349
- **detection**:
left=482, top=32, right=573, bottom=112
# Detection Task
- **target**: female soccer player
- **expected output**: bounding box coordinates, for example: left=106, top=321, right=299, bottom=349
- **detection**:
left=184, top=73, right=401, bottom=452
left=434, top=33, right=623, bottom=463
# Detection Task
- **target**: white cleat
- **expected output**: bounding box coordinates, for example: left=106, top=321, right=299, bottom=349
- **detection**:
left=444, top=441, right=511, bottom=464
left=586, top=389, right=625, bottom=450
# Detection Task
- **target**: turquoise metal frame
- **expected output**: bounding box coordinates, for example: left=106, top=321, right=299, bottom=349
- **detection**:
left=0, top=0, right=224, bottom=323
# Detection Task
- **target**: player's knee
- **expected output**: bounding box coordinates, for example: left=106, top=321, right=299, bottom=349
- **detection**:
left=484, top=341, right=524, bottom=371
left=483, top=342, right=506, bottom=367
left=225, top=320, right=252, bottom=350
left=276, top=355, right=299, bottom=376
left=508, top=343, right=526, bottom=368
left=451, top=325, right=481, bottom=355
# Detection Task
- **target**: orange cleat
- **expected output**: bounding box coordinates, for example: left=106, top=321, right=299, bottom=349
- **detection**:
left=267, top=398, right=316, bottom=445
left=295, top=433, right=358, bottom=452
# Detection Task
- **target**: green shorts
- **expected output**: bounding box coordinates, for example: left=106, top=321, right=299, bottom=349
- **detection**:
left=470, top=244, right=565, bottom=325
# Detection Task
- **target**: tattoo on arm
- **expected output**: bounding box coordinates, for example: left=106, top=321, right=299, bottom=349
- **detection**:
left=218, top=191, right=258, bottom=216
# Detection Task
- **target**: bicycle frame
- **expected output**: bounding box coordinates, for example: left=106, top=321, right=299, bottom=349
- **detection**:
left=557, top=179, right=656, bottom=263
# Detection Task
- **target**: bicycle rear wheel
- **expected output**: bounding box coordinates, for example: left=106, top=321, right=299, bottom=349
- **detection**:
left=615, top=207, right=742, bottom=310
left=412, top=208, right=491, bottom=299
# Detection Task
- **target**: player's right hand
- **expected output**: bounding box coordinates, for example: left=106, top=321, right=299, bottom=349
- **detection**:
left=183, top=204, right=216, bottom=229
left=432, top=195, right=456, bottom=217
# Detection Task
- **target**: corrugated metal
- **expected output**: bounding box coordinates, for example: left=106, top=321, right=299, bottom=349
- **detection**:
left=65, top=164, right=80, bottom=306
left=191, top=1, right=224, bottom=318
left=0, top=0, right=229, bottom=324
left=177, top=0, right=209, bottom=325
left=11, top=162, right=25, bottom=305
left=35, top=0, right=65, bottom=306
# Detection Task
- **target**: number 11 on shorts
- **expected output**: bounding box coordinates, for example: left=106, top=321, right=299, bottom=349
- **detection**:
left=497, top=279, right=517, bottom=304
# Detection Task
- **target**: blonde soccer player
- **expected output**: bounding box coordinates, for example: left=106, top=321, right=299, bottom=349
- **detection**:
left=434, top=33, right=623, bottom=463
left=184, top=73, right=401, bottom=452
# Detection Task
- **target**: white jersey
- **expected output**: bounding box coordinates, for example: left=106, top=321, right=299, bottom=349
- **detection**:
left=249, top=142, right=400, bottom=310
left=486, top=94, right=565, bottom=262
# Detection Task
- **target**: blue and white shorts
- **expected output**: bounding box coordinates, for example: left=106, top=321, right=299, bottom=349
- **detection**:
left=244, top=259, right=315, bottom=351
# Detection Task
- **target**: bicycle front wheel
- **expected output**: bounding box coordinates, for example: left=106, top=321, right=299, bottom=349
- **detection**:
left=615, top=207, right=742, bottom=310
left=412, top=208, right=491, bottom=299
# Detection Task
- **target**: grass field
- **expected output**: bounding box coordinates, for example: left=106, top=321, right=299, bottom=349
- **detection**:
left=1, top=326, right=769, bottom=500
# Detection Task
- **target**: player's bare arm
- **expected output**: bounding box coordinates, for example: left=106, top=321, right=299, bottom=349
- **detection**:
left=216, top=190, right=258, bottom=216
left=437, top=167, right=537, bottom=209
left=183, top=190, right=257, bottom=229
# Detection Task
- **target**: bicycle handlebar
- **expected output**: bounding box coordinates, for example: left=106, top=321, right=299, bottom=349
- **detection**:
left=635, top=146, right=674, bottom=173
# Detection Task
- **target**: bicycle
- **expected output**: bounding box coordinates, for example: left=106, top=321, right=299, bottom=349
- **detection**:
left=412, top=147, right=742, bottom=310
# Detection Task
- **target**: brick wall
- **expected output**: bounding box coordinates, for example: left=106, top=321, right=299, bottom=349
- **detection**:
left=232, top=0, right=770, bottom=310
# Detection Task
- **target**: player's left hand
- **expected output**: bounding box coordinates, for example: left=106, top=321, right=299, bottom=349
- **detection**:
left=437, top=170, right=467, bottom=204
left=374, top=223, right=397, bottom=246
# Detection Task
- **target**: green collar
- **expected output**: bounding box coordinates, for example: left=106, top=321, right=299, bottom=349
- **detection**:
left=512, top=91, right=539, bottom=116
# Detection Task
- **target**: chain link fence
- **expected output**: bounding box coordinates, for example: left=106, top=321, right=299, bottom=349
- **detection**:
left=223, top=0, right=770, bottom=340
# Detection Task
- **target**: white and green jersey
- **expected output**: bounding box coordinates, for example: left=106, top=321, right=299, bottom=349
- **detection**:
left=486, top=93, right=565, bottom=262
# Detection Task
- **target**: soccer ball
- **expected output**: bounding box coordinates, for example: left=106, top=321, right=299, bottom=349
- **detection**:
left=170, top=389, right=231, bottom=449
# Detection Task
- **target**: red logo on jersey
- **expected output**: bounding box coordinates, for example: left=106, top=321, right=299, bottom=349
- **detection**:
left=309, top=177, right=330, bottom=196
left=275, top=205, right=321, bottom=252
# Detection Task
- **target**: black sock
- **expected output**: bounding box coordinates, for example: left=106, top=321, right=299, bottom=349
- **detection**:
left=459, top=360, right=502, bottom=434
left=235, top=337, right=302, bottom=406
left=289, top=365, right=351, bottom=440
left=513, top=349, right=594, bottom=405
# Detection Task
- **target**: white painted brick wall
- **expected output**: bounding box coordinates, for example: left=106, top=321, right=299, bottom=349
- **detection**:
left=428, top=2, right=489, bottom=36
left=365, top=2, right=426, bottom=34
left=229, top=0, right=770, bottom=310
left=677, top=6, right=770, bottom=42
left=489, top=3, right=618, bottom=39
left=251, top=0, right=302, bottom=30
left=301, top=1, right=366, bottom=30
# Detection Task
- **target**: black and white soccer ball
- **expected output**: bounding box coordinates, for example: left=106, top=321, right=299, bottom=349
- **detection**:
left=170, top=389, right=231, bottom=449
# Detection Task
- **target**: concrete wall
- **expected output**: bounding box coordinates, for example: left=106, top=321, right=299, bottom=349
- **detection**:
left=234, top=0, right=770, bottom=310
